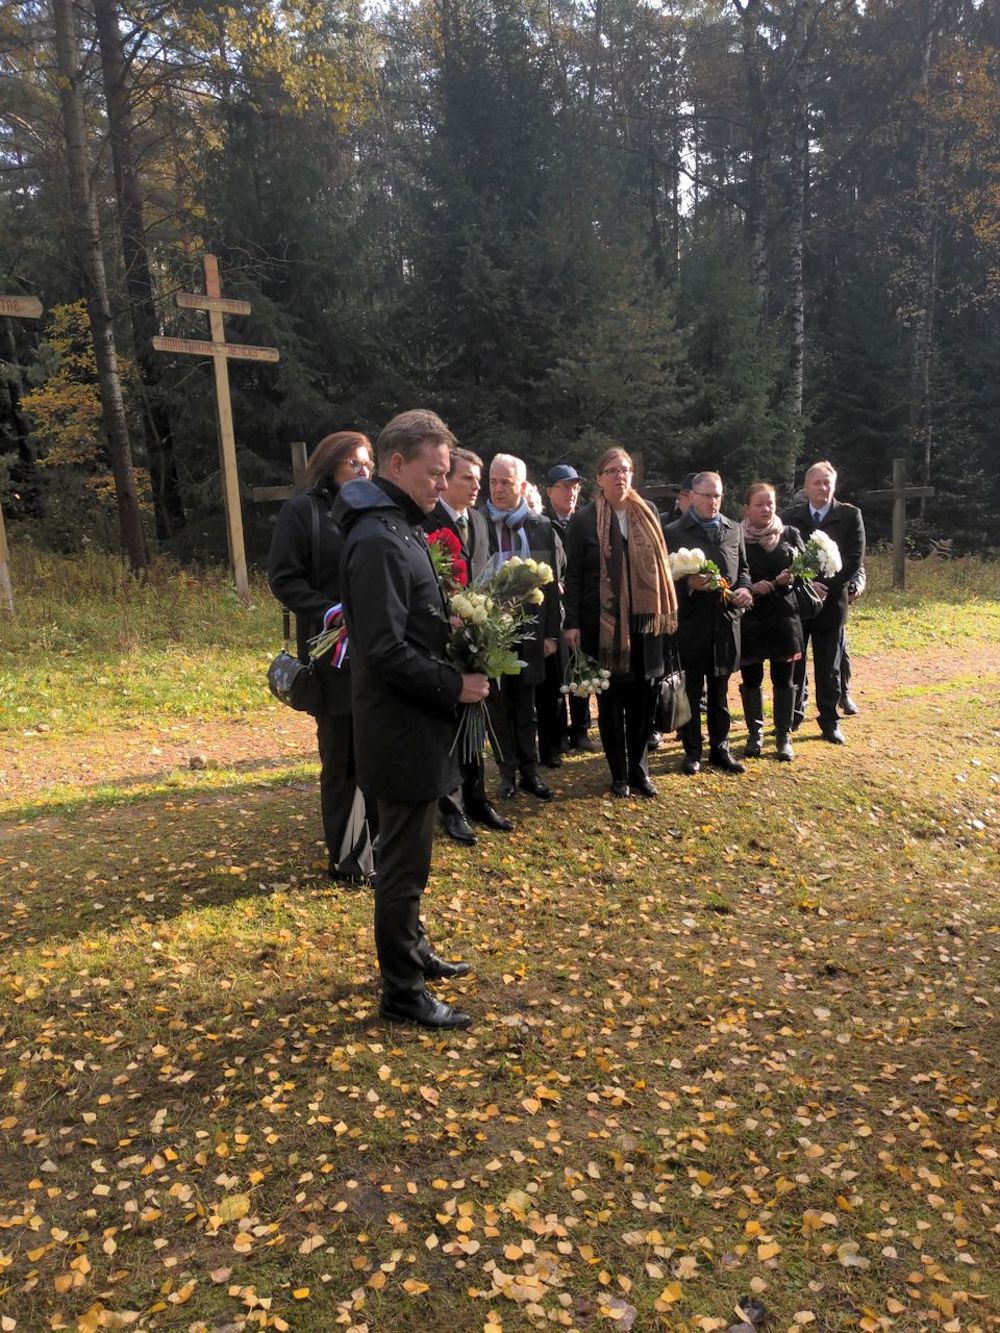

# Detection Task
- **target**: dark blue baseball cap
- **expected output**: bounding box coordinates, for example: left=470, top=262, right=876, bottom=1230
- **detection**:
left=546, top=464, right=580, bottom=484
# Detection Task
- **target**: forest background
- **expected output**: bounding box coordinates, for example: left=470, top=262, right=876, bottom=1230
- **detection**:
left=1, top=0, right=998, bottom=571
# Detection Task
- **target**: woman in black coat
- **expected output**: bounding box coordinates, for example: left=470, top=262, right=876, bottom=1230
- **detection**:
left=563, top=446, right=677, bottom=799
left=267, top=431, right=376, bottom=882
left=738, top=482, right=806, bottom=762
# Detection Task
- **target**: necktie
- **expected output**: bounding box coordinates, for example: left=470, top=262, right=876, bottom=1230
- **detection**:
left=812, top=509, right=822, bottom=525
left=500, top=524, right=513, bottom=555
left=456, top=513, right=469, bottom=543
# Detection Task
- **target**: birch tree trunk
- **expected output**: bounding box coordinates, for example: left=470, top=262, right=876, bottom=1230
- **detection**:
left=910, top=0, right=942, bottom=516
left=52, top=0, right=149, bottom=571
left=787, top=4, right=811, bottom=436
left=93, top=0, right=186, bottom=541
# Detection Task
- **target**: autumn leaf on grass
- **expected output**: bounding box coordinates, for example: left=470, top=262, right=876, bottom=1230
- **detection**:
left=215, top=1193, right=251, bottom=1223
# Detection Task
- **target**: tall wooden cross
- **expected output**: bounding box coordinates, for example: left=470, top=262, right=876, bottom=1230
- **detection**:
left=0, top=293, right=45, bottom=615
left=153, top=254, right=279, bottom=605
left=862, top=457, right=935, bottom=591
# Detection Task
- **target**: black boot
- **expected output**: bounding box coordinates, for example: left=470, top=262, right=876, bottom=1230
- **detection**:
left=772, top=686, right=795, bottom=762
left=739, top=685, right=764, bottom=758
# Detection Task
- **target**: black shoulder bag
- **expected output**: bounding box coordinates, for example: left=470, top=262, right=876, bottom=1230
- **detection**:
left=267, top=498, right=325, bottom=716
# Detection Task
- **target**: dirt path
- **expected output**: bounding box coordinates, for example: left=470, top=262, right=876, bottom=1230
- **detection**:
left=1, top=643, right=996, bottom=807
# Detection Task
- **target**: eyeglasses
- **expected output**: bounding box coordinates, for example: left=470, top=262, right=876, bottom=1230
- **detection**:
left=693, top=490, right=722, bottom=499
left=600, top=467, right=632, bottom=478
left=346, top=458, right=373, bottom=474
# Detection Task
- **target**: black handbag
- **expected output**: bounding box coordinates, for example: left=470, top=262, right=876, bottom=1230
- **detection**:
left=793, top=575, right=823, bottom=621
left=656, top=639, right=693, bottom=732
left=267, top=498, right=325, bottom=716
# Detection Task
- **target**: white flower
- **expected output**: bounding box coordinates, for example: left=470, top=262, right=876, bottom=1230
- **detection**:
left=472, top=607, right=488, bottom=625
left=524, top=557, right=538, bottom=573
left=452, top=594, right=472, bottom=618
left=600, top=680, right=610, bottom=690
left=527, top=587, right=545, bottom=605
left=536, top=562, right=554, bottom=584
left=559, top=684, right=570, bottom=695
left=810, top=530, right=842, bottom=577
left=506, top=555, right=523, bottom=568
left=669, top=546, right=705, bottom=578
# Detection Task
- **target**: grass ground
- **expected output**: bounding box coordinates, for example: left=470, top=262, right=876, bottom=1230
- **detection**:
left=1, top=549, right=999, bottom=1332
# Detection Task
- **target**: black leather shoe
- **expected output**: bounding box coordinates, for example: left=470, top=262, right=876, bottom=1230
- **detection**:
left=498, top=778, right=517, bottom=800
left=709, top=748, right=745, bottom=774
left=329, top=867, right=374, bottom=888
left=839, top=695, right=859, bottom=716
left=520, top=775, right=553, bottom=800
left=610, top=780, right=631, bottom=798
left=540, top=753, right=563, bottom=769
left=821, top=723, right=846, bottom=744
left=629, top=773, right=659, bottom=798
left=571, top=733, right=597, bottom=753
left=441, top=809, right=477, bottom=845
left=379, top=992, right=472, bottom=1029
left=791, top=713, right=804, bottom=732
left=466, top=801, right=513, bottom=831
left=647, top=731, right=662, bottom=753
left=423, top=952, right=472, bottom=980
left=681, top=756, right=701, bottom=775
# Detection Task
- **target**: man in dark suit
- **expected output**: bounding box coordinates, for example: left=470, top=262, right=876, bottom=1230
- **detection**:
left=783, top=460, right=866, bottom=744
left=538, top=463, right=593, bottom=761
left=425, top=447, right=514, bottom=843
left=484, top=453, right=561, bottom=801
left=663, top=470, right=753, bottom=774
left=336, top=410, right=490, bottom=1030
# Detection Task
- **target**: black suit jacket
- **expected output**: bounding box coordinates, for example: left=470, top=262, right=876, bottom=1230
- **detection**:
left=484, top=511, right=561, bottom=685
left=662, top=510, right=751, bottom=675
left=425, top=501, right=491, bottom=583
left=335, top=478, right=462, bottom=803
left=781, top=499, right=866, bottom=631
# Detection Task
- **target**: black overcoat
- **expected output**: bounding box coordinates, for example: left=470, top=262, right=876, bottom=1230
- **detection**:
left=335, top=478, right=463, bottom=804
left=483, top=511, right=561, bottom=685
left=267, top=485, right=351, bottom=716
left=662, top=510, right=752, bottom=675
left=781, top=499, right=866, bottom=632
left=563, top=502, right=665, bottom=680
left=740, top=526, right=806, bottom=664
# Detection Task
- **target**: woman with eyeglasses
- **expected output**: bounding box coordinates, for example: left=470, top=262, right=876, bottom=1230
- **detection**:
left=268, top=432, right=377, bottom=883
left=563, top=447, right=678, bottom=798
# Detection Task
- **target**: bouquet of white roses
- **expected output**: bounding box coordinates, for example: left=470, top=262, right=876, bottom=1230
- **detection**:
left=790, top=530, right=842, bottom=580
left=443, top=555, right=555, bottom=763
left=668, top=546, right=732, bottom=601
left=562, top=645, right=611, bottom=698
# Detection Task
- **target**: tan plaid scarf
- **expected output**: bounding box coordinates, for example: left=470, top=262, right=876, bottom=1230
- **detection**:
left=597, top=490, right=678, bottom=672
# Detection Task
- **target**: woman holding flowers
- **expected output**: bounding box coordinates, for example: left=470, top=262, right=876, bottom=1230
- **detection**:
left=267, top=431, right=376, bottom=884
left=738, top=483, right=807, bottom=762
left=563, top=447, right=678, bottom=798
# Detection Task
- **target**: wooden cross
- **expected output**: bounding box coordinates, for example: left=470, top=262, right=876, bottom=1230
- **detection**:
left=252, top=441, right=309, bottom=505
left=862, top=457, right=935, bottom=591
left=152, top=254, right=279, bottom=605
left=0, top=292, right=45, bottom=615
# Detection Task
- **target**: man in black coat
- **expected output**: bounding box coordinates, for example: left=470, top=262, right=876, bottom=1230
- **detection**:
left=335, top=410, right=490, bottom=1030
left=484, top=453, right=562, bottom=801
left=782, top=460, right=866, bottom=743
left=663, top=470, right=753, bottom=774
left=538, top=463, right=593, bottom=760
left=424, top=447, right=513, bottom=844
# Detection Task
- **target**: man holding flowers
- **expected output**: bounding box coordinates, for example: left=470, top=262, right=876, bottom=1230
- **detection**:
left=485, top=454, right=562, bottom=802
left=335, top=410, right=490, bottom=1030
left=663, top=471, right=753, bottom=775
left=782, top=460, right=866, bottom=744
left=425, top=447, right=514, bottom=844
